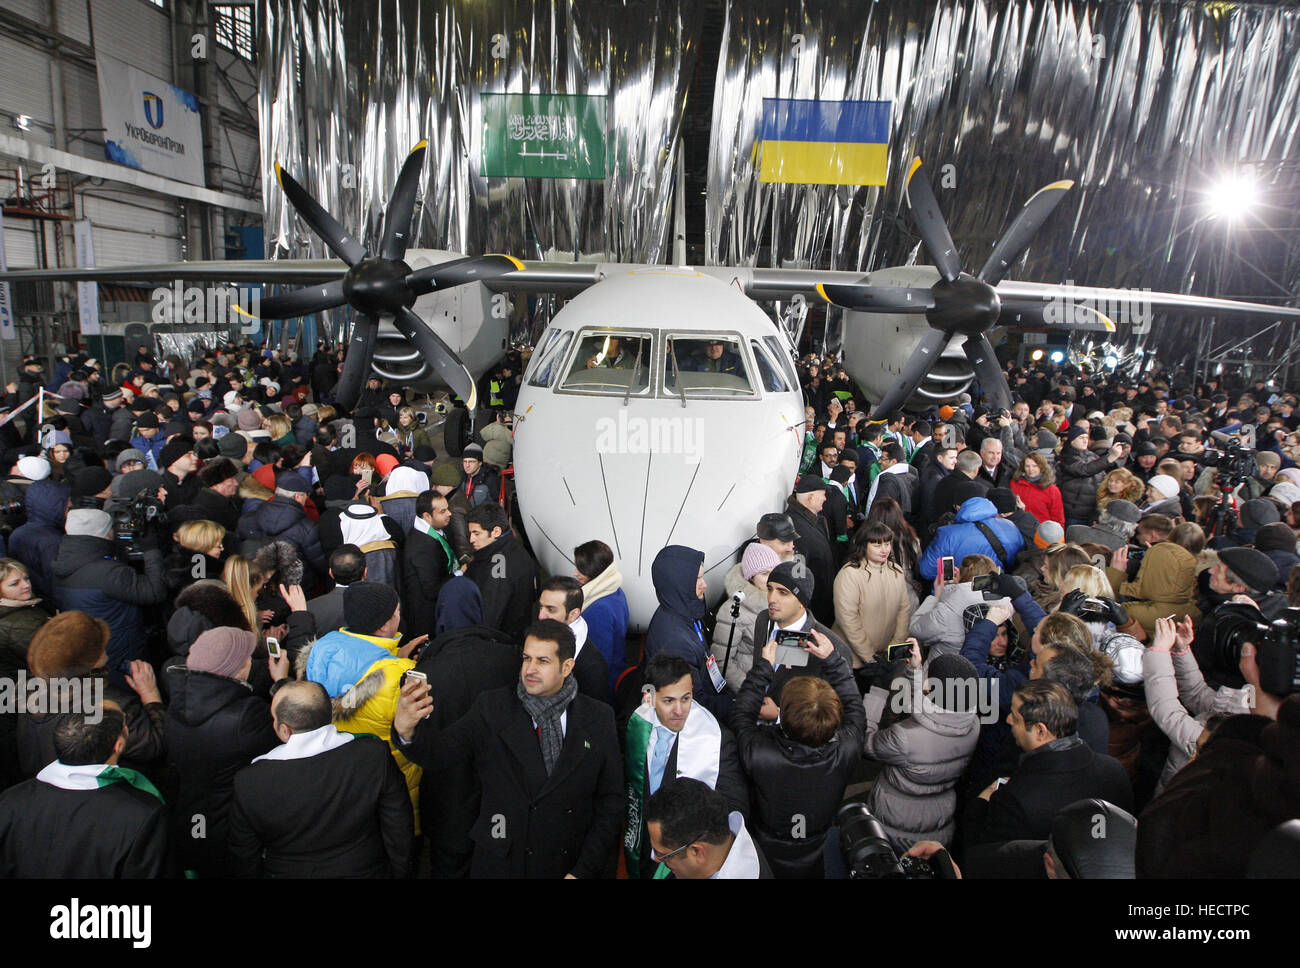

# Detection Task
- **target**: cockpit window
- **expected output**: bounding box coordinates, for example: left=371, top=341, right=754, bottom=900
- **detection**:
left=527, top=329, right=573, bottom=388
left=560, top=329, right=653, bottom=395
left=663, top=334, right=754, bottom=397
left=751, top=340, right=789, bottom=392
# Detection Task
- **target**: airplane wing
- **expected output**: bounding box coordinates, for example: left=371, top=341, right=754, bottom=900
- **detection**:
left=0, top=259, right=347, bottom=285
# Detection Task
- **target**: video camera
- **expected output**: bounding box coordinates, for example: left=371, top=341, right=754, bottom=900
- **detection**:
left=111, top=492, right=169, bottom=562
left=1210, top=604, right=1300, bottom=697
left=837, top=802, right=957, bottom=879
left=1201, top=439, right=1257, bottom=491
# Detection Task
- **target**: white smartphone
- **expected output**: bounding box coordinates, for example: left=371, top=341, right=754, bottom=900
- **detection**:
left=266, top=636, right=281, bottom=659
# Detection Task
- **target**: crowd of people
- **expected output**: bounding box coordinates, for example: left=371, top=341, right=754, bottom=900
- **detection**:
left=0, top=339, right=1295, bottom=879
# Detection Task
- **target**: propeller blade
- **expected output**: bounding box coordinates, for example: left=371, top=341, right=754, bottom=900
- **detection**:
left=379, top=141, right=428, bottom=262
left=258, top=279, right=347, bottom=320
left=904, top=159, right=962, bottom=284
left=999, top=296, right=1116, bottom=332
left=870, top=327, right=952, bottom=416
left=816, top=283, right=934, bottom=313
left=407, top=254, right=525, bottom=296
left=977, top=180, right=1075, bottom=285
left=333, top=313, right=380, bottom=410
left=274, top=163, right=367, bottom=266
left=962, top=334, right=1012, bottom=410
left=392, top=307, right=478, bottom=410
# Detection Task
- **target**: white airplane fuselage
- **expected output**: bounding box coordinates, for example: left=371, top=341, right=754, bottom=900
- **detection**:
left=511, top=270, right=805, bottom=631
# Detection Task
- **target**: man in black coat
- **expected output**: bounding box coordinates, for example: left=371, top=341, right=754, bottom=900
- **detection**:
left=785, top=477, right=836, bottom=626
left=0, top=702, right=171, bottom=878
left=538, top=576, right=610, bottom=704
left=402, top=490, right=457, bottom=641
left=394, top=619, right=624, bottom=879
left=961, top=680, right=1133, bottom=858
left=307, top=544, right=367, bottom=636
left=228, top=680, right=414, bottom=878
left=463, top=503, right=539, bottom=643
left=173, top=458, right=241, bottom=532
left=750, top=561, right=856, bottom=702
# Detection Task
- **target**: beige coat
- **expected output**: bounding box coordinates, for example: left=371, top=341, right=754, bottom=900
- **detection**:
left=831, top=560, right=912, bottom=667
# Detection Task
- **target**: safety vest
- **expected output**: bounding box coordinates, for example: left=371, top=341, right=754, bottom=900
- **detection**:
left=489, top=379, right=504, bottom=407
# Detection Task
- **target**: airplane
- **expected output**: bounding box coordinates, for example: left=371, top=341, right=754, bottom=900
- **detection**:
left=4, top=142, right=1299, bottom=629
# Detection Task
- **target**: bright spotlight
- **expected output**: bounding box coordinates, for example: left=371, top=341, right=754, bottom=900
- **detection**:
left=1208, top=173, right=1259, bottom=221
left=1049, top=350, right=1065, bottom=364
left=1030, top=348, right=1044, bottom=361
left=1104, top=355, right=1118, bottom=369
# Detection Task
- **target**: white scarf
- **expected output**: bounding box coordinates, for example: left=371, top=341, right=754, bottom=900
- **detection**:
left=252, top=724, right=354, bottom=763
left=632, top=701, right=722, bottom=789
left=712, top=812, right=762, bottom=879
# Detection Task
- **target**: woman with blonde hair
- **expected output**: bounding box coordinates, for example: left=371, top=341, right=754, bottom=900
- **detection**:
left=266, top=413, right=296, bottom=448
left=223, top=554, right=270, bottom=637
left=166, top=519, right=228, bottom=593
left=1034, top=543, right=1092, bottom=610
left=388, top=406, right=432, bottom=456
left=1058, top=564, right=1113, bottom=600
left=0, top=558, right=51, bottom=679
left=1096, top=468, right=1145, bottom=512
left=1010, top=453, right=1064, bottom=526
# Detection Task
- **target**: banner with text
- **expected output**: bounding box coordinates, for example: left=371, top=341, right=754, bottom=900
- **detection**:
left=96, top=53, right=205, bottom=186
left=73, top=220, right=100, bottom=336
left=481, top=93, right=608, bottom=179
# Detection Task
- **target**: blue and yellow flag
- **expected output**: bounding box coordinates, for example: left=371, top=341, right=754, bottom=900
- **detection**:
left=758, top=98, right=891, bottom=185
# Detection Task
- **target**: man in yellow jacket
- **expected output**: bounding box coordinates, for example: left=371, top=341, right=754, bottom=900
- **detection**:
left=301, top=582, right=427, bottom=828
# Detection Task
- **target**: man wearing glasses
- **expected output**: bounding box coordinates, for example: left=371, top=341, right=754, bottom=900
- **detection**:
left=644, top=777, right=770, bottom=879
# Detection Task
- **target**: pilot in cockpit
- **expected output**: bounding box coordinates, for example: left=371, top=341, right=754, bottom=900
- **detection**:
left=584, top=336, right=630, bottom=369
left=681, top=339, right=742, bottom=376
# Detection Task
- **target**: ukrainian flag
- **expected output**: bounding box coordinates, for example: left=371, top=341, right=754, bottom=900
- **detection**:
left=758, top=99, right=891, bottom=185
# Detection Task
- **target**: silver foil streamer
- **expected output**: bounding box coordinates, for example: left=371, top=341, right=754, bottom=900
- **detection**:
left=259, top=0, right=702, bottom=273
left=707, top=1, right=1300, bottom=369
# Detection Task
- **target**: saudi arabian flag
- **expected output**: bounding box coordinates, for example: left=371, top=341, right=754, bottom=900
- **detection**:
left=623, top=702, right=722, bottom=877
left=37, top=761, right=164, bottom=801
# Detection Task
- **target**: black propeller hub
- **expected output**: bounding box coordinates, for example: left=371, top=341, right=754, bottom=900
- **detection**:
left=342, top=257, right=416, bottom=315
left=927, top=273, right=1001, bottom=335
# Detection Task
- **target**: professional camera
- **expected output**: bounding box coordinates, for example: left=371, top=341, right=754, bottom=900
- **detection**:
left=111, top=492, right=169, bottom=561
left=1201, top=439, right=1256, bottom=490
left=1210, top=604, right=1300, bottom=697
left=837, top=802, right=956, bottom=879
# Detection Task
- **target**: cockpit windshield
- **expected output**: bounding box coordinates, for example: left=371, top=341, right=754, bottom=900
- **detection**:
left=664, top=335, right=754, bottom=396
left=560, top=330, right=653, bottom=395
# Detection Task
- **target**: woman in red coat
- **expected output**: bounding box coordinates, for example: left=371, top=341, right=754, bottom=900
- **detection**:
left=1010, top=453, right=1065, bottom=526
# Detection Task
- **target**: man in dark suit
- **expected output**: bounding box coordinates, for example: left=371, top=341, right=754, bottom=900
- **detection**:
left=464, top=502, right=540, bottom=642
left=402, top=491, right=457, bottom=640
left=227, top=681, right=414, bottom=877
left=624, top=654, right=748, bottom=878
left=750, top=561, right=856, bottom=704
left=306, top=544, right=366, bottom=636
left=784, top=477, right=836, bottom=626
left=961, top=679, right=1133, bottom=857
left=394, top=619, right=623, bottom=879
left=538, top=576, right=610, bottom=704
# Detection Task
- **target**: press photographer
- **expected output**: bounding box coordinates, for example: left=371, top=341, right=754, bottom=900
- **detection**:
left=51, top=507, right=168, bottom=688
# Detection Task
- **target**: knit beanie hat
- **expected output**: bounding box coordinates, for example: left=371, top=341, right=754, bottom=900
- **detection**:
left=16, top=456, right=50, bottom=481
left=1254, top=522, right=1297, bottom=555
left=925, top=653, right=979, bottom=713
left=1036, top=428, right=1059, bottom=452
left=430, top=463, right=461, bottom=487
left=115, top=448, right=146, bottom=471
left=69, top=466, right=113, bottom=500
left=1256, top=451, right=1282, bottom=470
left=767, top=561, right=814, bottom=608
left=101, top=387, right=123, bottom=403
left=1241, top=498, right=1281, bottom=531
left=158, top=436, right=194, bottom=472
left=741, top=543, right=782, bottom=581
left=375, top=454, right=400, bottom=477
left=988, top=488, right=1017, bottom=515
left=218, top=433, right=247, bottom=458
left=65, top=508, right=114, bottom=540
left=461, top=443, right=484, bottom=461
left=1035, top=520, right=1065, bottom=549
left=135, top=411, right=159, bottom=430
left=188, top=627, right=258, bottom=679
left=1066, top=425, right=1089, bottom=442
left=1218, top=547, right=1279, bottom=595
left=237, top=409, right=263, bottom=431
left=1147, top=474, right=1180, bottom=500
left=252, top=464, right=278, bottom=491
left=344, top=581, right=400, bottom=635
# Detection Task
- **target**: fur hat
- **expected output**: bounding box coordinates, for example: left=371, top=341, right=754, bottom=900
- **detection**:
left=198, top=458, right=239, bottom=488
left=344, top=581, right=400, bottom=635
left=27, top=611, right=111, bottom=678
left=1105, top=499, right=1142, bottom=525
left=188, top=627, right=257, bottom=679
left=157, top=436, right=194, bottom=472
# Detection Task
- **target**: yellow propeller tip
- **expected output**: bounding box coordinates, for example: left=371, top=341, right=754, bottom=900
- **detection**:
left=489, top=254, right=525, bottom=271
left=908, top=158, right=923, bottom=181
left=412, top=139, right=428, bottom=152
left=815, top=283, right=832, bottom=304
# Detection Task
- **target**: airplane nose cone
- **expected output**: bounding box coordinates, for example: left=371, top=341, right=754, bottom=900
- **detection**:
left=343, top=257, right=415, bottom=315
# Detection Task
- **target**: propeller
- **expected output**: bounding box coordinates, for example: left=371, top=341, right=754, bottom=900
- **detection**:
left=263, top=140, right=524, bottom=409
left=819, top=161, right=1074, bottom=414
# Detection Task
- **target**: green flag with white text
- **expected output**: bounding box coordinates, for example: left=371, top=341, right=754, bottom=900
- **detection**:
left=481, top=93, right=608, bottom=179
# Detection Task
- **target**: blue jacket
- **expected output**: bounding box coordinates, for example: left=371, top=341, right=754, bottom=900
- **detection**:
left=583, top=588, right=629, bottom=697
left=645, top=545, right=730, bottom=717
left=919, top=497, right=1025, bottom=579
left=305, top=628, right=394, bottom=698
left=9, top=479, right=69, bottom=601
left=131, top=433, right=167, bottom=471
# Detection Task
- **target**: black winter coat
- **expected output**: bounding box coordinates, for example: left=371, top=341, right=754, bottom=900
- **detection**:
left=163, top=666, right=277, bottom=876
left=236, top=495, right=327, bottom=576
left=398, top=686, right=623, bottom=879
left=785, top=496, right=836, bottom=626
left=18, top=681, right=166, bottom=779
left=228, top=732, right=413, bottom=878
left=401, top=528, right=456, bottom=640
left=1058, top=448, right=1116, bottom=523
left=8, top=479, right=68, bottom=601
left=730, top=650, right=865, bottom=878
left=463, top=531, right=539, bottom=642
